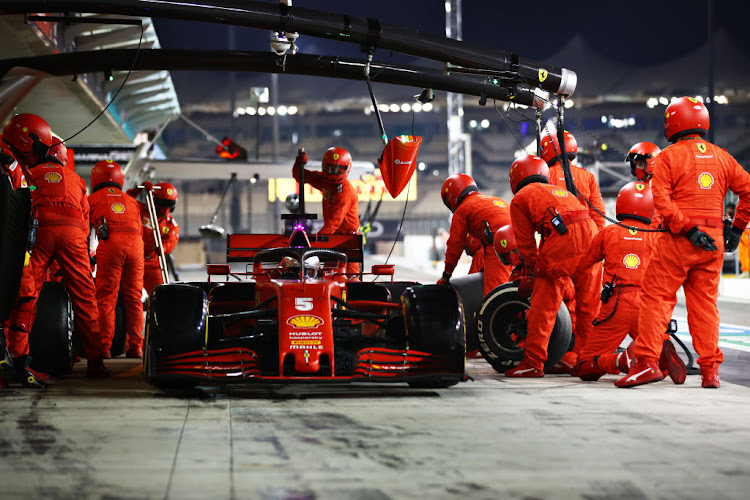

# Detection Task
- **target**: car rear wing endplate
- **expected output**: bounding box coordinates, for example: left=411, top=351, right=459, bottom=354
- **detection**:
left=227, top=233, right=363, bottom=263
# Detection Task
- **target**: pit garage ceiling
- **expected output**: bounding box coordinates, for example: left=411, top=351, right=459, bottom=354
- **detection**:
left=0, top=13, right=169, bottom=146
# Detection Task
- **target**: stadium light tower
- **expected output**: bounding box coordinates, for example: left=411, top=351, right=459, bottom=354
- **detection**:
left=446, top=0, right=466, bottom=176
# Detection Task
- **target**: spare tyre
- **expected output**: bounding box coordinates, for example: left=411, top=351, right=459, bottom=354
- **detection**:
left=475, top=282, right=572, bottom=373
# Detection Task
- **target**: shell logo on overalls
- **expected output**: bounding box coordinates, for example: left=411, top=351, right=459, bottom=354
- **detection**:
left=698, top=172, right=714, bottom=189
left=44, top=172, right=61, bottom=183
left=494, top=200, right=507, bottom=208
left=551, top=189, right=568, bottom=197
left=111, top=203, right=125, bottom=214
left=623, top=253, right=641, bottom=269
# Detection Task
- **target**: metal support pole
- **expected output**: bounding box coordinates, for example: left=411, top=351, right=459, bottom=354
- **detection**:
left=142, top=187, right=170, bottom=285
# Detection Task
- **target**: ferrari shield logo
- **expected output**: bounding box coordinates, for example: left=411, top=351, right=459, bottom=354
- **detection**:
left=635, top=183, right=646, bottom=191
left=687, top=97, right=699, bottom=104
left=629, top=228, right=638, bottom=236
left=500, top=239, right=508, bottom=248
left=333, top=153, right=339, bottom=160
left=697, top=143, right=707, bottom=153
left=108, top=188, right=116, bottom=194
left=162, top=226, right=170, bottom=234
left=166, top=188, right=173, bottom=196
left=538, top=69, right=548, bottom=83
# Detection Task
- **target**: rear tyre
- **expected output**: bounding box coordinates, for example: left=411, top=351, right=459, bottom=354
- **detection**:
left=110, top=300, right=126, bottom=357
left=448, top=272, right=484, bottom=352
left=29, top=282, right=75, bottom=377
left=402, top=284, right=465, bottom=388
left=0, top=181, right=31, bottom=321
left=475, top=282, right=572, bottom=373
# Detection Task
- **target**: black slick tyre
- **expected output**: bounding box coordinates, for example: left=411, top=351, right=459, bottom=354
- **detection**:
left=402, top=284, right=465, bottom=388
left=475, top=282, right=572, bottom=373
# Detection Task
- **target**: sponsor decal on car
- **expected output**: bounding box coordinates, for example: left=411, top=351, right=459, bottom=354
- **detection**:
left=287, top=315, right=323, bottom=328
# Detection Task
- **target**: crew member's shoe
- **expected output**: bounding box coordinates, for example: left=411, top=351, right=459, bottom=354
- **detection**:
left=577, top=357, right=605, bottom=381
left=659, top=339, right=687, bottom=384
left=614, top=360, right=664, bottom=388
left=28, top=366, right=51, bottom=382
left=126, top=347, right=143, bottom=359
left=616, top=343, right=634, bottom=373
left=547, top=351, right=577, bottom=375
left=505, top=361, right=544, bottom=378
left=86, top=357, right=110, bottom=379
left=13, top=356, right=47, bottom=388
left=701, top=367, right=720, bottom=389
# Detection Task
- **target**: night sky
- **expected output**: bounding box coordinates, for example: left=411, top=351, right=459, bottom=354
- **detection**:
left=152, top=0, right=750, bottom=65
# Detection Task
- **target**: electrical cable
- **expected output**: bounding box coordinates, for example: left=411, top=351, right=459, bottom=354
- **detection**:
left=52, top=22, right=145, bottom=148
left=537, top=105, right=668, bottom=234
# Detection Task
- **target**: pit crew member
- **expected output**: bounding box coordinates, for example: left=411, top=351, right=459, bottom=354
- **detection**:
left=2, top=113, right=109, bottom=383
left=438, top=174, right=512, bottom=295
left=127, top=182, right=180, bottom=295
left=617, top=97, right=750, bottom=389
left=292, top=147, right=360, bottom=277
left=89, top=160, right=145, bottom=358
left=505, top=154, right=597, bottom=377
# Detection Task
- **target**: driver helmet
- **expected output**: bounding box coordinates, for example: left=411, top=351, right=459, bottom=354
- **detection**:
left=285, top=193, right=300, bottom=213
left=304, top=255, right=323, bottom=279
left=278, top=256, right=300, bottom=278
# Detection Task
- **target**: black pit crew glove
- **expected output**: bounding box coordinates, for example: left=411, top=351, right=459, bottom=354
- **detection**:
left=724, top=223, right=743, bottom=253
left=685, top=226, right=718, bottom=252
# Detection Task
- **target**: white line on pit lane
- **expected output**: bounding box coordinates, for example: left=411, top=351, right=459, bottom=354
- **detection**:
left=672, top=316, right=750, bottom=353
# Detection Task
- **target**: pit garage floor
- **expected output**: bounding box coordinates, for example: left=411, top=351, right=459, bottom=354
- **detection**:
left=2, top=257, right=750, bottom=500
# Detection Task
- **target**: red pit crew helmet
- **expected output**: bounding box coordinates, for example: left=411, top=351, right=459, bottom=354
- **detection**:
left=2, top=113, right=52, bottom=167
left=49, top=135, right=68, bottom=166
left=616, top=181, right=654, bottom=225
left=509, top=154, right=550, bottom=194
left=540, top=130, right=578, bottom=166
left=155, top=182, right=178, bottom=214
left=664, top=96, right=710, bottom=143
left=441, top=173, right=477, bottom=212
left=321, top=147, right=352, bottom=184
left=493, top=224, right=523, bottom=267
left=91, top=159, right=125, bottom=191
left=626, top=142, right=661, bottom=182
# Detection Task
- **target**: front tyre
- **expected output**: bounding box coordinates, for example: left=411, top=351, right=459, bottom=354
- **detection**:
left=402, top=284, right=465, bottom=388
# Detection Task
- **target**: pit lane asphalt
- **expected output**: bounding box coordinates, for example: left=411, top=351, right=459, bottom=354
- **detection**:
left=1, top=259, right=749, bottom=499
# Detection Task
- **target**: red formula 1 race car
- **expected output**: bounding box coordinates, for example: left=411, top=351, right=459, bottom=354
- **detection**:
left=143, top=229, right=467, bottom=389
